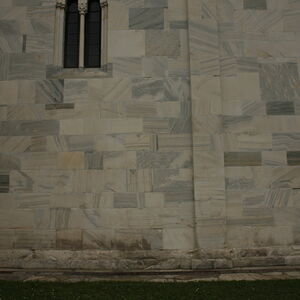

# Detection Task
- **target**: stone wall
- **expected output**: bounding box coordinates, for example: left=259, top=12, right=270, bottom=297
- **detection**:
left=0, top=0, right=194, bottom=253
left=0, top=0, right=300, bottom=270
left=189, top=0, right=300, bottom=252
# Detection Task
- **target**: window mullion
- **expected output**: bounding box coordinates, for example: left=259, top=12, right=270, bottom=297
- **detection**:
left=100, top=0, right=108, bottom=67
left=54, top=0, right=66, bottom=66
left=78, top=0, right=88, bottom=68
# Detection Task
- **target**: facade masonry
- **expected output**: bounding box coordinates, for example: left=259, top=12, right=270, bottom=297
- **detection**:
left=0, top=0, right=300, bottom=270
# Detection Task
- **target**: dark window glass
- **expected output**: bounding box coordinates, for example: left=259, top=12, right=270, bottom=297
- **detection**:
left=64, top=0, right=80, bottom=68
left=85, top=0, right=101, bottom=68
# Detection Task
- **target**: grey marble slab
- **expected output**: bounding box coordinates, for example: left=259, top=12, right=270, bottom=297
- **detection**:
left=244, top=0, right=267, bottom=10
left=8, top=53, right=46, bottom=80
left=164, top=77, right=190, bottom=102
left=0, top=53, right=9, bottom=81
left=146, top=30, right=180, bottom=57
left=224, top=152, right=262, bottom=167
left=157, top=134, right=192, bottom=151
left=14, top=230, right=56, bottom=249
left=225, top=178, right=255, bottom=190
left=144, top=0, right=168, bottom=8
left=264, top=188, right=292, bottom=208
left=170, top=21, right=188, bottom=29
left=0, top=120, right=59, bottom=136
left=129, top=8, right=164, bottom=29
left=64, top=79, right=88, bottom=103
left=47, top=135, right=95, bottom=152
left=49, top=208, right=71, bottom=229
left=260, top=63, right=300, bottom=102
left=0, top=153, right=20, bottom=170
left=137, top=151, right=191, bottom=169
left=0, top=34, right=23, bottom=53
left=13, top=0, right=42, bottom=5
left=113, top=193, right=138, bottom=208
left=125, top=102, right=157, bottom=118
left=0, top=20, right=20, bottom=36
left=142, top=56, right=167, bottom=77
left=132, top=78, right=164, bottom=101
left=164, top=191, right=193, bottom=204
left=237, top=58, right=259, bottom=73
left=287, top=151, right=300, bottom=165
left=26, top=34, right=54, bottom=56
left=27, top=6, right=54, bottom=35
left=28, top=136, right=47, bottom=152
left=0, top=137, right=31, bottom=153
left=169, top=118, right=192, bottom=134
left=85, top=152, right=103, bottom=170
left=153, top=169, right=192, bottom=192
left=0, top=173, right=9, bottom=193
left=143, top=118, right=170, bottom=134
left=36, top=80, right=64, bottom=104
left=266, top=102, right=295, bottom=115
left=273, top=133, right=300, bottom=151
left=227, top=216, right=273, bottom=226
left=9, top=170, right=34, bottom=193
left=223, top=116, right=253, bottom=132
left=112, top=57, right=142, bottom=77
left=45, top=103, right=74, bottom=110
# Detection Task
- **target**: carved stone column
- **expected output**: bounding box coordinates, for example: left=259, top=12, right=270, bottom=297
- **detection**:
left=100, top=0, right=108, bottom=67
left=78, top=0, right=87, bottom=68
left=54, top=0, right=66, bottom=66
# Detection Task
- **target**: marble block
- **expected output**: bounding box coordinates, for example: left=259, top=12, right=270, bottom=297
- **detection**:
left=129, top=8, right=164, bottom=29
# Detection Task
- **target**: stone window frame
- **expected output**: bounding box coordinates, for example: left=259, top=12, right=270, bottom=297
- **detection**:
left=54, top=0, right=108, bottom=69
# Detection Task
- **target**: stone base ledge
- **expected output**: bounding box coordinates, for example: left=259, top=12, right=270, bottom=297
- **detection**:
left=0, top=246, right=300, bottom=271
left=1, top=266, right=300, bottom=282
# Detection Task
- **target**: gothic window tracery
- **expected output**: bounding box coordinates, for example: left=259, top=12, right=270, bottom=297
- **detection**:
left=54, top=0, right=108, bottom=69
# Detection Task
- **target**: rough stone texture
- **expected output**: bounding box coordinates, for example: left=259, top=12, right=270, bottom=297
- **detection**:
left=0, top=0, right=299, bottom=271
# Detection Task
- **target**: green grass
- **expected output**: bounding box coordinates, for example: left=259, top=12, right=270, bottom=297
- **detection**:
left=1, top=280, right=300, bottom=300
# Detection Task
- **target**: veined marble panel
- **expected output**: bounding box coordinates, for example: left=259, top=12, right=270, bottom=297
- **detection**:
left=8, top=53, right=46, bottom=80
left=35, top=79, right=64, bottom=104
left=64, top=79, right=88, bottom=103
left=165, top=77, right=190, bottom=102
left=244, top=0, right=267, bottom=10
left=157, top=134, right=192, bottom=151
left=224, top=133, right=272, bottom=151
left=88, top=78, right=132, bottom=102
left=0, top=34, right=22, bottom=53
left=260, top=62, right=300, bottom=102
left=27, top=5, right=54, bottom=35
left=144, top=0, right=168, bottom=8
left=129, top=8, right=164, bottom=29
left=0, top=120, right=59, bottom=136
left=273, top=133, right=300, bottom=151
left=112, top=57, right=142, bottom=77
left=132, top=78, right=164, bottom=101
left=0, top=137, right=31, bottom=153
left=145, top=30, right=180, bottom=57
left=262, top=151, right=287, bottom=166
left=142, top=56, right=167, bottom=77
left=108, top=1, right=129, bottom=30
left=108, top=30, right=145, bottom=57
left=137, top=150, right=192, bottom=169
left=284, top=8, right=300, bottom=32
left=7, top=104, right=45, bottom=120
left=0, top=81, right=18, bottom=105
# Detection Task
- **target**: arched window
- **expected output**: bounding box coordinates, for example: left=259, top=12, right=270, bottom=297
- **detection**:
left=54, top=0, right=108, bottom=69
left=85, top=0, right=101, bottom=68
left=64, top=0, right=80, bottom=68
